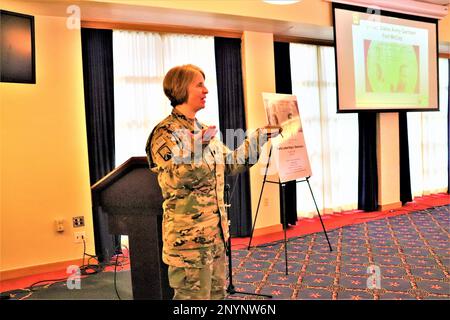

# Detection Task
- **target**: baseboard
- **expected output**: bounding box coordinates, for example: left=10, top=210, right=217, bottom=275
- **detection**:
left=378, top=201, right=403, bottom=212
left=0, top=258, right=84, bottom=281
left=253, top=224, right=283, bottom=237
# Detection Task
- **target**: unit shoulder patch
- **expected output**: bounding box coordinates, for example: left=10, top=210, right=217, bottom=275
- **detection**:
left=153, top=136, right=167, bottom=151
left=158, top=145, right=173, bottom=161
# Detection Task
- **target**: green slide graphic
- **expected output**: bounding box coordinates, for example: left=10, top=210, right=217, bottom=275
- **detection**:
left=366, top=41, right=419, bottom=94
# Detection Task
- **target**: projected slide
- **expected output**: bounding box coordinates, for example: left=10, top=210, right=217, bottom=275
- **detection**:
left=333, top=5, right=438, bottom=112
left=352, top=19, right=428, bottom=107
left=365, top=41, right=419, bottom=94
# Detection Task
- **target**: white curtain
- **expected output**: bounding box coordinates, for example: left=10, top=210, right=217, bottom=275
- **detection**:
left=113, top=31, right=220, bottom=167
left=290, top=44, right=359, bottom=218
left=407, top=58, right=449, bottom=197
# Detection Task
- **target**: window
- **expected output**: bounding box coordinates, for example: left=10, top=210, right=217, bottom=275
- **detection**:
left=112, top=31, right=220, bottom=166
left=407, top=58, right=449, bottom=197
left=290, top=44, right=359, bottom=217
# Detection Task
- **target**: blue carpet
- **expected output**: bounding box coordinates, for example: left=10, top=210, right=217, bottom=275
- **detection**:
left=227, top=205, right=449, bottom=300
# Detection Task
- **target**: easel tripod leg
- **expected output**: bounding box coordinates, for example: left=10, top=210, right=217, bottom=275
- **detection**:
left=280, top=183, right=289, bottom=275
left=247, top=174, right=267, bottom=250
left=248, top=146, right=273, bottom=250
left=306, top=178, right=333, bottom=252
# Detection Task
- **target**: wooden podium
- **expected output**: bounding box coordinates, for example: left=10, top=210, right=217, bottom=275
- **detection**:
left=91, top=157, right=172, bottom=300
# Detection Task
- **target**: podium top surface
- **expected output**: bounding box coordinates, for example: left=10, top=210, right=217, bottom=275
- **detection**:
left=91, top=157, right=149, bottom=191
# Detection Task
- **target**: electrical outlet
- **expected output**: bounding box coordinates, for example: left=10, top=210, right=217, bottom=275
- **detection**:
left=55, top=219, right=64, bottom=232
left=263, top=197, right=269, bottom=207
left=74, top=231, right=86, bottom=243
left=72, top=216, right=85, bottom=228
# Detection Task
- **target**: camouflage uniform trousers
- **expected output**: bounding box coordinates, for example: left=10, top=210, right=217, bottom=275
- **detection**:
left=168, top=241, right=227, bottom=300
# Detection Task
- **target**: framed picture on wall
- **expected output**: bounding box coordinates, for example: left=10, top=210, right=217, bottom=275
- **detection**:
left=0, top=10, right=36, bottom=84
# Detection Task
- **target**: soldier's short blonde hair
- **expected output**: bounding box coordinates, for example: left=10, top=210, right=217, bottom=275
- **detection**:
left=163, top=64, right=205, bottom=107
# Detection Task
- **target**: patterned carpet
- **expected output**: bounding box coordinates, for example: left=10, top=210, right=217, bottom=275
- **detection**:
left=227, top=205, right=450, bottom=300
left=2, top=205, right=449, bottom=300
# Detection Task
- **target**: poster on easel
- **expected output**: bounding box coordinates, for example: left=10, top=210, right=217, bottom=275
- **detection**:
left=262, top=92, right=312, bottom=183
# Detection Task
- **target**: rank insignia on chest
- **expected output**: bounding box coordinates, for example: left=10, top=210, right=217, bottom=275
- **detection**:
left=158, top=145, right=173, bottom=161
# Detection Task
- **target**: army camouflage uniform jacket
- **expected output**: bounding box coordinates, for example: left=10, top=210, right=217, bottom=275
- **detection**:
left=146, top=108, right=267, bottom=268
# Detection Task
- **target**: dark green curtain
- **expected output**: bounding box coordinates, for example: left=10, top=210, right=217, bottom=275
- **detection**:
left=274, top=41, right=298, bottom=226
left=81, top=28, right=118, bottom=261
left=358, top=113, right=378, bottom=211
left=399, top=112, right=412, bottom=204
left=214, top=37, right=252, bottom=237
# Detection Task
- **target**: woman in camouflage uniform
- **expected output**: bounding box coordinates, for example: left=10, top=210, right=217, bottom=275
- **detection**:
left=146, top=64, right=280, bottom=300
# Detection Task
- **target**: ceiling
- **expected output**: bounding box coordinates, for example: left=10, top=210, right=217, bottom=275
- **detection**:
left=10, top=0, right=450, bottom=49
left=12, top=0, right=335, bottom=41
